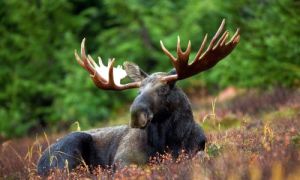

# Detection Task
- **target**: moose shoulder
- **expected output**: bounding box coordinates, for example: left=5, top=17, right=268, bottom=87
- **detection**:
left=37, top=19, right=240, bottom=176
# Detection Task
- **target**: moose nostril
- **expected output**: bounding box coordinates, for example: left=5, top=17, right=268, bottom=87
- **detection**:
left=138, top=113, right=148, bottom=127
left=131, top=112, right=147, bottom=127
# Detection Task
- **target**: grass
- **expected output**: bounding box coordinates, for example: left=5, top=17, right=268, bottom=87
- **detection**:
left=0, top=88, right=299, bottom=179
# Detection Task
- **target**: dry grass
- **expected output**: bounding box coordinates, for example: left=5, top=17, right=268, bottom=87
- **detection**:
left=1, top=88, right=300, bottom=179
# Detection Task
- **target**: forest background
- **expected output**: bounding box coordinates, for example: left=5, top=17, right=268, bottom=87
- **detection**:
left=0, top=0, right=299, bottom=138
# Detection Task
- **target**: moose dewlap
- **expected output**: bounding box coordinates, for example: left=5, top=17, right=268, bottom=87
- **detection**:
left=37, top=19, right=240, bottom=176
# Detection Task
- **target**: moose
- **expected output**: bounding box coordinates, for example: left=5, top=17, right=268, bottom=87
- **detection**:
left=37, top=19, right=240, bottom=176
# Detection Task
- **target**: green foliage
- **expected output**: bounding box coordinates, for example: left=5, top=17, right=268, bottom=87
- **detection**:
left=206, top=143, right=222, bottom=157
left=0, top=0, right=81, bottom=137
left=203, top=0, right=300, bottom=89
left=291, top=134, right=300, bottom=148
left=0, top=0, right=299, bottom=137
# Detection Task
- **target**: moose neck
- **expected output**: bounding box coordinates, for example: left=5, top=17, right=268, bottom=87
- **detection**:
left=146, top=86, right=195, bottom=156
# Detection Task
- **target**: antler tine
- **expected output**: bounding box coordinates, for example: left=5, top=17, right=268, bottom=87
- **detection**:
left=74, top=50, right=84, bottom=67
left=75, top=38, right=141, bottom=90
left=160, top=40, right=176, bottom=63
left=176, top=36, right=181, bottom=54
left=176, top=36, right=191, bottom=55
left=220, top=31, right=229, bottom=46
left=214, top=31, right=229, bottom=49
left=207, top=19, right=226, bottom=51
left=108, top=58, right=115, bottom=86
left=98, top=57, right=104, bottom=67
left=228, top=28, right=240, bottom=44
left=87, top=55, right=97, bottom=67
left=81, top=38, right=87, bottom=58
left=186, top=40, right=191, bottom=54
left=194, top=34, right=208, bottom=62
left=87, top=55, right=106, bottom=82
left=74, top=38, right=95, bottom=75
left=160, top=36, right=191, bottom=71
left=176, top=36, right=191, bottom=65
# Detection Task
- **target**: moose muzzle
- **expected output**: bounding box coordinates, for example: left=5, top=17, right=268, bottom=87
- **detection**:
left=130, top=111, right=151, bottom=128
left=130, top=95, right=154, bottom=128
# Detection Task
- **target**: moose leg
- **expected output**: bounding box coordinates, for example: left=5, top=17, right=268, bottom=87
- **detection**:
left=184, top=124, right=206, bottom=154
left=37, top=132, right=97, bottom=176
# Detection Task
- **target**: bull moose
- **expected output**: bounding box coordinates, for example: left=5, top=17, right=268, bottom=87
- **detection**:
left=37, top=19, right=240, bottom=176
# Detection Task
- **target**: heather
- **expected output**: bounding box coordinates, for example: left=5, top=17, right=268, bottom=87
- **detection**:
left=1, top=88, right=299, bottom=179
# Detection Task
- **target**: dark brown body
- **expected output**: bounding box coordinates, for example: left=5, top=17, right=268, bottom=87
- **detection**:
left=38, top=124, right=205, bottom=176
left=37, top=81, right=206, bottom=176
left=87, top=126, right=148, bottom=166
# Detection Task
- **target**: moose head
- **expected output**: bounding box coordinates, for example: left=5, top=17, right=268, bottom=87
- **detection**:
left=75, top=19, right=240, bottom=130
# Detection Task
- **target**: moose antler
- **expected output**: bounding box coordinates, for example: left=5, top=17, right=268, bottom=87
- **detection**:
left=74, top=38, right=140, bottom=90
left=75, top=20, right=239, bottom=90
left=160, top=19, right=240, bottom=82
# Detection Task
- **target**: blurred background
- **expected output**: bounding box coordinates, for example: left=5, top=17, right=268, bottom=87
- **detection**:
left=0, top=0, right=299, bottom=138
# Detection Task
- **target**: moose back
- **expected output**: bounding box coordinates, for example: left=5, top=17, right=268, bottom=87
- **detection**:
left=37, top=19, right=240, bottom=176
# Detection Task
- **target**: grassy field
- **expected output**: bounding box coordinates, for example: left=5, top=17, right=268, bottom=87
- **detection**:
left=1, top=88, right=299, bottom=179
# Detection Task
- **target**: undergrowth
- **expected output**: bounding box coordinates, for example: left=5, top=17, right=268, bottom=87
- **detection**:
left=1, top=88, right=299, bottom=179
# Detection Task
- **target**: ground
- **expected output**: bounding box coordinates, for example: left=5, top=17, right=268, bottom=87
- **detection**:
left=0, top=87, right=299, bottom=179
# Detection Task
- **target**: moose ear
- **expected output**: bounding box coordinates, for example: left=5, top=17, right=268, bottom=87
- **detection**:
left=124, top=61, right=148, bottom=82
